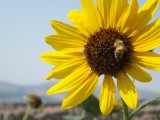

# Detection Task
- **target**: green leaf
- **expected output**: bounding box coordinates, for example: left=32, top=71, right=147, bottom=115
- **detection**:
left=129, top=94, right=160, bottom=119
left=63, top=115, right=83, bottom=120
left=81, top=95, right=101, bottom=116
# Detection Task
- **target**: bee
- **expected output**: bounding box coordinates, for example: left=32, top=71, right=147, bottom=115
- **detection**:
left=113, top=39, right=127, bottom=62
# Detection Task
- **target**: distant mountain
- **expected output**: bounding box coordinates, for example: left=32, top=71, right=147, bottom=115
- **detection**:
left=0, top=81, right=65, bottom=104
left=0, top=81, right=159, bottom=104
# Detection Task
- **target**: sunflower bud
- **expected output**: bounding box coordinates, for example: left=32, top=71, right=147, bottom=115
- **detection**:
left=26, top=94, right=43, bottom=108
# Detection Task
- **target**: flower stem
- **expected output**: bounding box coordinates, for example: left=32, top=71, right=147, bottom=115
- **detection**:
left=121, top=98, right=129, bottom=120
left=22, top=105, right=32, bottom=120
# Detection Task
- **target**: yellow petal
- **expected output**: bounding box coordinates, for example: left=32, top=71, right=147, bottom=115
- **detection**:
left=131, top=18, right=160, bottom=51
left=117, top=0, right=138, bottom=33
left=80, top=0, right=102, bottom=30
left=68, top=10, right=94, bottom=36
left=114, top=0, right=128, bottom=26
left=97, top=0, right=111, bottom=28
left=131, top=18, right=160, bottom=43
left=47, top=64, right=91, bottom=94
left=109, top=0, right=128, bottom=28
left=133, top=38, right=160, bottom=52
left=131, top=52, right=160, bottom=71
left=50, top=20, right=87, bottom=42
left=40, top=51, right=84, bottom=65
left=46, top=59, right=85, bottom=80
left=97, top=0, right=128, bottom=28
left=124, top=63, right=152, bottom=82
left=99, top=74, right=116, bottom=115
left=128, top=0, right=159, bottom=36
left=117, top=71, right=138, bottom=109
left=45, top=35, right=85, bottom=51
left=62, top=72, right=98, bottom=108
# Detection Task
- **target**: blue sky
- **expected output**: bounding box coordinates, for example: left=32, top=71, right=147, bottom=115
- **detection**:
left=0, top=0, right=160, bottom=92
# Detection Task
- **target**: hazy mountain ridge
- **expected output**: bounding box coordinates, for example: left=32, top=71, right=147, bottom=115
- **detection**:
left=0, top=81, right=63, bottom=104
left=0, top=81, right=159, bottom=104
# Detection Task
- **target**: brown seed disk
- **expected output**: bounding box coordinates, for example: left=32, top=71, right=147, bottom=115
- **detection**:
left=84, top=28, right=133, bottom=75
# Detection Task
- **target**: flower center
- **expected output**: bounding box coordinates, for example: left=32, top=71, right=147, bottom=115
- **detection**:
left=84, top=28, right=133, bottom=75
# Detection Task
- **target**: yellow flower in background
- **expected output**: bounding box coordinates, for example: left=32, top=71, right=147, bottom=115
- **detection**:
left=41, top=0, right=160, bottom=115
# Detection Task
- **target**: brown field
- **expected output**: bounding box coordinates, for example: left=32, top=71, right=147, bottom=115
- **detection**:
left=0, top=102, right=160, bottom=120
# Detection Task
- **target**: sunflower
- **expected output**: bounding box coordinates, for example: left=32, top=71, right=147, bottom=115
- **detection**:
left=41, top=0, right=160, bottom=115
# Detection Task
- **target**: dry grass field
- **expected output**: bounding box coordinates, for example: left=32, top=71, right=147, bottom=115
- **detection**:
left=0, top=101, right=160, bottom=120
